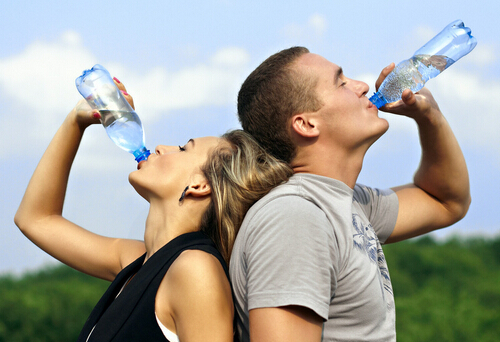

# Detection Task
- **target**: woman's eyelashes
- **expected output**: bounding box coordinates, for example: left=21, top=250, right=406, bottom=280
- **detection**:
left=154, top=145, right=185, bottom=155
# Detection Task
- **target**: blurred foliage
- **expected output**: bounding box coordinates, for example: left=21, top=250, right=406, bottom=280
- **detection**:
left=0, top=266, right=109, bottom=342
left=0, top=235, right=499, bottom=341
left=383, top=235, right=500, bottom=342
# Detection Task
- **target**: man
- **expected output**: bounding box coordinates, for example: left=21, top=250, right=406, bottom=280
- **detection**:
left=230, top=47, right=471, bottom=341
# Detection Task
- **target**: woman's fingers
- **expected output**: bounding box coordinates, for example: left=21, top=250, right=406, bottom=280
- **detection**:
left=113, top=77, right=135, bottom=109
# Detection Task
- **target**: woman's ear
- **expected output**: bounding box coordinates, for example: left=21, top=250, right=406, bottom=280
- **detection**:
left=185, top=174, right=212, bottom=199
left=291, top=113, right=320, bottom=138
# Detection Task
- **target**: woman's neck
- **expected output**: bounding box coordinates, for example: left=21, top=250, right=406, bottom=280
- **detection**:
left=143, top=199, right=202, bottom=263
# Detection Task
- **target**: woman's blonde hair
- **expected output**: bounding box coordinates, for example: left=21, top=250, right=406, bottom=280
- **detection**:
left=200, top=129, right=293, bottom=265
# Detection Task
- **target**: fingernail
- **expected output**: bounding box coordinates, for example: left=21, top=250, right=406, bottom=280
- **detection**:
left=113, top=77, right=121, bottom=84
left=93, top=112, right=101, bottom=119
left=121, top=90, right=129, bottom=96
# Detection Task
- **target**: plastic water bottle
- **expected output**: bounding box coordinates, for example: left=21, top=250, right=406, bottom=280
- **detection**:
left=75, top=64, right=151, bottom=163
left=370, top=20, right=477, bottom=108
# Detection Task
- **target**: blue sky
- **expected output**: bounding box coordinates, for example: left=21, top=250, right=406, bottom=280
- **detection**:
left=1, top=0, right=499, bottom=275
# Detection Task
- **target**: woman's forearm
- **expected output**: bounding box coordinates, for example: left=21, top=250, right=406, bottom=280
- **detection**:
left=15, top=108, right=86, bottom=233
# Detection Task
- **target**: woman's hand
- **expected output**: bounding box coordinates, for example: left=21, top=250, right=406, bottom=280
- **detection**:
left=71, top=99, right=100, bottom=131
left=71, top=77, right=135, bottom=131
left=114, top=77, right=135, bottom=110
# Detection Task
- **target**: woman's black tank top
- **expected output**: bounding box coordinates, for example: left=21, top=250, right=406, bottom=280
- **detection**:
left=77, top=231, right=229, bottom=342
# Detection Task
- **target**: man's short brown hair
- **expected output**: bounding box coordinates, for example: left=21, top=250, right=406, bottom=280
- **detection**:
left=237, top=46, right=323, bottom=163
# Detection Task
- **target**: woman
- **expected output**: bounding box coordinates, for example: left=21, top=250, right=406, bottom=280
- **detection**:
left=14, top=79, right=292, bottom=342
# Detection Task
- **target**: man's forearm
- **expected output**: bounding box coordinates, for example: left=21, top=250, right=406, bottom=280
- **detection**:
left=413, top=111, right=471, bottom=222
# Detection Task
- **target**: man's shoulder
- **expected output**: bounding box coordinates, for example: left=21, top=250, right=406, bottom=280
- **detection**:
left=245, top=173, right=356, bottom=221
left=252, top=173, right=336, bottom=202
left=247, top=175, right=317, bottom=215
left=240, top=176, right=331, bottom=240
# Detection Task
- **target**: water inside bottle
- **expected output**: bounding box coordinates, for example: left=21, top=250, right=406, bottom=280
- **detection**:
left=380, top=54, right=455, bottom=103
left=100, top=110, right=146, bottom=154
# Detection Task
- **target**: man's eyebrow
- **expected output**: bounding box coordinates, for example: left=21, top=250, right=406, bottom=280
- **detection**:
left=187, top=138, right=194, bottom=146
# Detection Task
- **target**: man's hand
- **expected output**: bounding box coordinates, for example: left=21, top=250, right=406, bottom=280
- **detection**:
left=374, top=62, right=441, bottom=121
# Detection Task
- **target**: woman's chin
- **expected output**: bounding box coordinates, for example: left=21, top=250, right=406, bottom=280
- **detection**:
left=128, top=176, right=150, bottom=202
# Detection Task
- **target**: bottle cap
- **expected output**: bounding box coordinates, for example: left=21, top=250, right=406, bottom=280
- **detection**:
left=134, top=149, right=151, bottom=163
left=369, top=92, right=387, bottom=109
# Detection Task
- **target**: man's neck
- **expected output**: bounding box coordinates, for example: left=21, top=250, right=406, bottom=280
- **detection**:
left=291, top=147, right=365, bottom=189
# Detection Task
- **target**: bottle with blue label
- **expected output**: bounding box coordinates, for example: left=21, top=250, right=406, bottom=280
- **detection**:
left=75, top=64, right=151, bottom=163
left=370, top=20, right=477, bottom=108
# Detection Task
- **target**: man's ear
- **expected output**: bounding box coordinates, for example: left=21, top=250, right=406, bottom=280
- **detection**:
left=291, top=113, right=320, bottom=138
left=185, top=174, right=212, bottom=199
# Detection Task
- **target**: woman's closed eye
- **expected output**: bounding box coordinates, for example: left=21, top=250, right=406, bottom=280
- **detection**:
left=179, top=139, right=194, bottom=152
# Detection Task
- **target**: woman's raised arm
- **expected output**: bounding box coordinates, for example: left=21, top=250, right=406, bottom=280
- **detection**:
left=15, top=85, right=145, bottom=281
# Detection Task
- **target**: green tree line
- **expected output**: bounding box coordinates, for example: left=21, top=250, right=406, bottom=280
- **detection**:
left=384, top=236, right=500, bottom=342
left=1, top=235, right=499, bottom=341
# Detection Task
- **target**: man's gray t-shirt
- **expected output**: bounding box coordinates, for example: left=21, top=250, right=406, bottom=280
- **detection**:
left=230, top=173, right=399, bottom=342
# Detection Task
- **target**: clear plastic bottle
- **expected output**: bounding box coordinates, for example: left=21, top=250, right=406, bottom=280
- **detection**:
left=370, top=20, right=477, bottom=108
left=75, top=64, right=151, bottom=163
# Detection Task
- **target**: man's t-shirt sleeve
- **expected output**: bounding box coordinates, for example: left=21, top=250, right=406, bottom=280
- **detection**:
left=353, top=184, right=399, bottom=244
left=243, top=195, right=337, bottom=321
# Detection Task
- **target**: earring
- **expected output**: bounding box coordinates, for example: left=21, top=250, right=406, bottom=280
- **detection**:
left=179, top=186, right=189, bottom=202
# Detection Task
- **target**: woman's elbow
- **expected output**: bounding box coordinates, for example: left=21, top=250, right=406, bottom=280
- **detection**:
left=450, top=194, right=472, bottom=224
left=14, top=210, right=27, bottom=232
left=14, top=207, right=35, bottom=234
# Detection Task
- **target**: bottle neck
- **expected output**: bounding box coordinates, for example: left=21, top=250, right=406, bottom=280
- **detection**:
left=369, top=92, right=387, bottom=109
left=134, top=148, right=151, bottom=163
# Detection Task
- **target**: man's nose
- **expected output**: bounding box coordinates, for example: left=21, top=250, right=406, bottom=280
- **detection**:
left=349, top=79, right=369, bottom=97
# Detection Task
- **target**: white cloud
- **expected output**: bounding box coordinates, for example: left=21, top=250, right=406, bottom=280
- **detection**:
left=0, top=32, right=251, bottom=162
left=432, top=68, right=500, bottom=156
left=212, top=47, right=251, bottom=67
left=282, top=14, right=328, bottom=40
left=308, top=14, right=327, bottom=36
left=122, top=46, right=250, bottom=121
left=0, top=30, right=94, bottom=116
left=0, top=30, right=97, bottom=159
left=3, top=29, right=497, bottom=169
left=465, top=43, right=497, bottom=67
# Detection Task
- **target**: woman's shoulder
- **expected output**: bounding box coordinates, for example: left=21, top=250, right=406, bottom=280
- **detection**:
left=157, top=249, right=234, bottom=341
left=163, top=249, right=230, bottom=296
left=173, top=249, right=226, bottom=276
left=157, top=248, right=233, bottom=323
